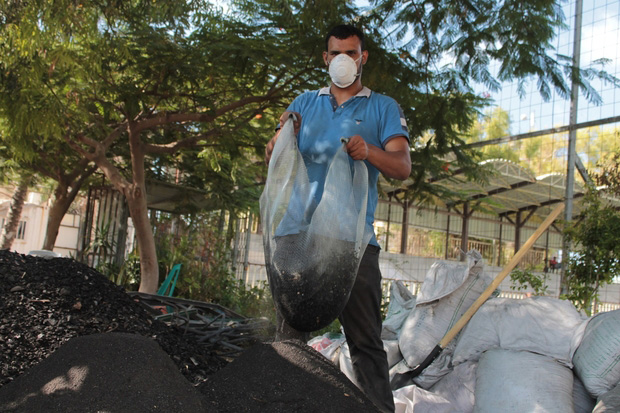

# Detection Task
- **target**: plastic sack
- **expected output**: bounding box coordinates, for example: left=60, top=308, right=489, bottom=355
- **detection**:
left=474, top=349, right=574, bottom=413
left=397, top=250, right=489, bottom=388
left=260, top=116, right=372, bottom=332
left=382, top=280, right=416, bottom=340
left=339, top=340, right=358, bottom=387
left=574, top=374, right=596, bottom=413
left=393, top=384, right=455, bottom=413
left=384, top=339, right=404, bottom=369
left=593, top=381, right=620, bottom=413
left=307, top=333, right=346, bottom=366
left=573, top=309, right=620, bottom=398
left=429, top=361, right=477, bottom=413
left=340, top=340, right=402, bottom=387
left=452, top=296, right=587, bottom=368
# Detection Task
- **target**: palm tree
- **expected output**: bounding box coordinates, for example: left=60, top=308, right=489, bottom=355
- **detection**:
left=1, top=173, right=33, bottom=250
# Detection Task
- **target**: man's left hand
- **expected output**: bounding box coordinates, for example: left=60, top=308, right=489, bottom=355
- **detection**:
left=345, top=135, right=369, bottom=160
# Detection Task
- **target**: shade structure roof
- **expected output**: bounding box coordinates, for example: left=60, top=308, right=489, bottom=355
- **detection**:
left=382, top=159, right=620, bottom=222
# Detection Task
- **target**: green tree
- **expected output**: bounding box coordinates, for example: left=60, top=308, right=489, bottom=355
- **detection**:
left=579, top=127, right=620, bottom=171
left=563, top=189, right=620, bottom=314
left=2, top=0, right=616, bottom=295
left=0, top=137, right=100, bottom=251
left=592, top=151, right=620, bottom=196
left=375, top=0, right=617, bottom=103
left=0, top=1, right=103, bottom=251
left=466, top=107, right=520, bottom=162
left=1, top=1, right=371, bottom=293
left=364, top=0, right=616, bottom=207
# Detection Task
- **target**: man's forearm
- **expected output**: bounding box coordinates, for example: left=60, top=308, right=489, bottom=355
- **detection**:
left=367, top=145, right=411, bottom=180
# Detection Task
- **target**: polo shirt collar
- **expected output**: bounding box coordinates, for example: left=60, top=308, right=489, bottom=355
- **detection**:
left=319, top=86, right=371, bottom=98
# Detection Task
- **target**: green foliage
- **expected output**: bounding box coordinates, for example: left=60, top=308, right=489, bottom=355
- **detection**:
left=425, top=230, right=447, bottom=258
left=83, top=222, right=122, bottom=279
left=376, top=0, right=619, bottom=103
left=116, top=251, right=141, bottom=290
left=312, top=319, right=343, bottom=339
left=465, top=107, right=520, bottom=162
left=148, top=211, right=275, bottom=319
left=524, top=137, right=542, bottom=161
left=509, top=268, right=549, bottom=296
left=563, top=189, right=620, bottom=315
left=593, top=151, right=620, bottom=196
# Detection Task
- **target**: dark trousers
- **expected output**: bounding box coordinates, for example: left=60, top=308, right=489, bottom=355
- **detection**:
left=339, top=245, right=394, bottom=413
left=274, top=245, right=394, bottom=413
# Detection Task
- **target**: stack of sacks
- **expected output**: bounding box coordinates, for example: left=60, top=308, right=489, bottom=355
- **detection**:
left=339, top=280, right=416, bottom=386
left=392, top=250, right=492, bottom=389
left=452, top=296, right=586, bottom=366
left=382, top=280, right=417, bottom=341
left=574, top=376, right=598, bottom=413
left=573, top=309, right=620, bottom=410
left=442, top=296, right=589, bottom=412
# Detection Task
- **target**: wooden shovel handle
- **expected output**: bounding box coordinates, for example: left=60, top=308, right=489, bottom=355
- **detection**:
left=439, top=202, right=565, bottom=348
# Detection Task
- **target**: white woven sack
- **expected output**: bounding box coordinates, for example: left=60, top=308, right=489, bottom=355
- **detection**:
left=474, top=349, right=574, bottom=413
left=452, top=296, right=587, bottom=368
left=384, top=339, right=404, bottom=369
left=429, top=361, right=477, bottom=413
left=398, top=250, right=490, bottom=387
left=338, top=341, right=357, bottom=386
left=593, top=381, right=620, bottom=413
left=382, top=280, right=416, bottom=340
left=573, top=374, right=596, bottom=413
left=573, top=309, right=620, bottom=398
left=393, top=384, right=455, bottom=413
left=340, top=339, right=403, bottom=386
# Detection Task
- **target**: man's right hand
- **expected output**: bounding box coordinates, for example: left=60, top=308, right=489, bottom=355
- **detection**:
left=265, top=111, right=302, bottom=165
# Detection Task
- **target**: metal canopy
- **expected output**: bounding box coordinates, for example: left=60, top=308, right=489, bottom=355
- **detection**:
left=382, top=158, right=619, bottom=225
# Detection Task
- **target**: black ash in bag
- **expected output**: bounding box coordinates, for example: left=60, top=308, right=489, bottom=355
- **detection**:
left=260, top=117, right=372, bottom=331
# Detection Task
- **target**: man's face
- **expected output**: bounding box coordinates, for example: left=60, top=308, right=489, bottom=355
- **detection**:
left=323, top=35, right=368, bottom=67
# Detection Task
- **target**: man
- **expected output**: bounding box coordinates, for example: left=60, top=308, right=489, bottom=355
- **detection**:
left=549, top=256, right=559, bottom=272
left=265, top=24, right=411, bottom=413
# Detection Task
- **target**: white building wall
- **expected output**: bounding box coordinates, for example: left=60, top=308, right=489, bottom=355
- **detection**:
left=0, top=199, right=80, bottom=258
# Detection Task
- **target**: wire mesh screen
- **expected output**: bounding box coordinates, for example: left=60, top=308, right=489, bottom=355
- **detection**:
left=235, top=0, right=620, bottom=311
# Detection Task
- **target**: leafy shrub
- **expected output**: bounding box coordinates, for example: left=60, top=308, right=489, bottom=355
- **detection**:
left=509, top=268, right=549, bottom=296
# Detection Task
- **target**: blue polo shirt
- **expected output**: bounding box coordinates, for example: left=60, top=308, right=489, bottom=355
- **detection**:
left=286, top=86, right=409, bottom=246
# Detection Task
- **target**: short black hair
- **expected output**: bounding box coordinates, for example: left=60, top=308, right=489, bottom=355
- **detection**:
left=325, top=25, right=365, bottom=51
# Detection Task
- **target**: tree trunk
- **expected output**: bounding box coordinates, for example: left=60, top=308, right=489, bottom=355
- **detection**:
left=125, top=184, right=159, bottom=293
left=42, top=196, right=70, bottom=251
left=90, top=124, right=158, bottom=294
left=1, top=174, right=33, bottom=250
left=41, top=165, right=97, bottom=250
left=42, top=184, right=71, bottom=251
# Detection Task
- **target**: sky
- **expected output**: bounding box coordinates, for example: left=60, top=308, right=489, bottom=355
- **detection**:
left=487, top=0, right=620, bottom=135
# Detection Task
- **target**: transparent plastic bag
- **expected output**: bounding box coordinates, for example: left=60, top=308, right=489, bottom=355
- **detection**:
left=260, top=116, right=372, bottom=331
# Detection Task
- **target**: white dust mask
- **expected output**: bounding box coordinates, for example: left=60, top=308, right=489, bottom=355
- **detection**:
left=328, top=54, right=362, bottom=88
